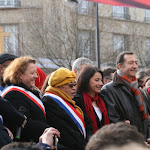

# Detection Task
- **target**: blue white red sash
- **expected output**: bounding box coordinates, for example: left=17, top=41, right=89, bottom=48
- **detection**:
left=1, top=85, right=46, bottom=119
left=44, top=92, right=86, bottom=138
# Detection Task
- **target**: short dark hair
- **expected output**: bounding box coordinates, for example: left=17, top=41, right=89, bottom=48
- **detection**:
left=77, top=66, right=103, bottom=93
left=85, top=122, right=145, bottom=150
left=116, top=51, right=134, bottom=67
left=1, top=142, right=41, bottom=150
left=102, top=67, right=116, bottom=79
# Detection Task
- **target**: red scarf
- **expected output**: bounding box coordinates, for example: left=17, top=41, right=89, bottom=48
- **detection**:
left=82, top=92, right=110, bottom=133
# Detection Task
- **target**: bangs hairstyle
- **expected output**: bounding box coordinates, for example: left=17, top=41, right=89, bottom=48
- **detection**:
left=3, top=56, right=36, bottom=85
left=77, top=67, right=103, bottom=93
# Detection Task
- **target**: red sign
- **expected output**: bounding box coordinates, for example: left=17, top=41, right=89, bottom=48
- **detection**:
left=86, top=0, right=150, bottom=9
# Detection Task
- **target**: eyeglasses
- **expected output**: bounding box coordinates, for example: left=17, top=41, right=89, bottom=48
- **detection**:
left=66, top=83, right=77, bottom=88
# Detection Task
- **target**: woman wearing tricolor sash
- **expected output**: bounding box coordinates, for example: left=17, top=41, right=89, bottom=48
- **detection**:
left=1, top=56, right=49, bottom=142
left=42, top=68, right=86, bottom=150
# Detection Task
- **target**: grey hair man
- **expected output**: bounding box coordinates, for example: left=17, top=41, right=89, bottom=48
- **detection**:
left=72, top=57, right=93, bottom=78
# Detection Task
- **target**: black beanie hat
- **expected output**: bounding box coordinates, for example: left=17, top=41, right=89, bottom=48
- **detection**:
left=0, top=53, right=18, bottom=64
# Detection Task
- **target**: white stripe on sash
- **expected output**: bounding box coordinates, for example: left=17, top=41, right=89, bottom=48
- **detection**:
left=1, top=85, right=46, bottom=118
left=44, top=92, right=86, bottom=138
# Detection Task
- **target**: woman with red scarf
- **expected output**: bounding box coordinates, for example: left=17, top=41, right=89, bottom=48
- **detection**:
left=74, top=66, right=110, bottom=140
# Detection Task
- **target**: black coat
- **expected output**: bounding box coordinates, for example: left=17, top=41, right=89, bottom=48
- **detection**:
left=74, top=91, right=105, bottom=141
left=0, top=96, right=25, bottom=148
left=42, top=95, right=86, bottom=150
left=1, top=83, right=49, bottom=142
left=101, top=74, right=149, bottom=139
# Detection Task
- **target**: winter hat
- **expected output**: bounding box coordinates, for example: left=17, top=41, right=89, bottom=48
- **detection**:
left=35, top=66, right=46, bottom=90
left=0, top=53, right=18, bottom=64
left=48, top=67, right=76, bottom=87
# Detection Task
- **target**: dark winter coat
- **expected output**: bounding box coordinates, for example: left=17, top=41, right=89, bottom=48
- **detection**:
left=101, top=73, right=149, bottom=139
left=1, top=83, right=49, bottom=142
left=0, top=96, right=25, bottom=148
left=42, top=95, right=86, bottom=150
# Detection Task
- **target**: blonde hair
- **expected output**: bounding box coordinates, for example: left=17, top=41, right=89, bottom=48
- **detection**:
left=3, top=56, right=36, bottom=85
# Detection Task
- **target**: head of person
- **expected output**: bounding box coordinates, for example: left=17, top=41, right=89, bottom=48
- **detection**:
left=77, top=66, right=103, bottom=97
left=0, top=53, right=18, bottom=79
left=144, top=77, right=150, bottom=87
left=3, top=56, right=38, bottom=90
left=85, top=122, right=146, bottom=150
left=1, top=142, right=40, bottom=150
left=116, top=51, right=138, bottom=80
left=41, top=73, right=52, bottom=93
left=137, top=70, right=149, bottom=89
left=72, top=57, right=93, bottom=78
left=102, top=67, right=116, bottom=85
left=35, top=66, right=46, bottom=90
left=46, top=68, right=76, bottom=99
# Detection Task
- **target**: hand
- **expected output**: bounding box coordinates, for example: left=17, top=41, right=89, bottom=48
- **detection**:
left=124, top=120, right=130, bottom=125
left=21, top=115, right=27, bottom=128
left=39, top=127, right=60, bottom=149
left=145, top=138, right=150, bottom=148
left=5, top=127, right=14, bottom=140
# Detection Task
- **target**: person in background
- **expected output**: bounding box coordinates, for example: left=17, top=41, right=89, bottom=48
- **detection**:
left=72, top=57, right=93, bottom=79
left=0, top=53, right=18, bottom=93
left=1, top=56, right=49, bottom=142
left=35, top=67, right=46, bottom=91
left=85, top=122, right=147, bottom=150
left=74, top=66, right=110, bottom=141
left=41, top=73, right=52, bottom=94
left=102, top=67, right=116, bottom=85
left=43, top=68, right=86, bottom=150
left=101, top=51, right=149, bottom=139
left=137, top=70, right=149, bottom=90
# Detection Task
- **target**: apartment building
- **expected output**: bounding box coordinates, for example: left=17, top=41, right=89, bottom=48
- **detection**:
left=0, top=0, right=150, bottom=71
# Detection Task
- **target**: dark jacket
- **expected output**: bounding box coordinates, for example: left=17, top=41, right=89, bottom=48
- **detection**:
left=74, top=90, right=105, bottom=141
left=0, top=96, right=25, bottom=148
left=42, top=95, right=85, bottom=150
left=101, top=73, right=149, bottom=139
left=1, top=83, right=49, bottom=142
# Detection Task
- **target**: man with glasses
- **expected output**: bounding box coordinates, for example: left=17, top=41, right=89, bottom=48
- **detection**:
left=102, top=67, right=116, bottom=85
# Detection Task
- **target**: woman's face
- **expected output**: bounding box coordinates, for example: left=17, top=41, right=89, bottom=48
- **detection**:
left=89, top=72, right=103, bottom=97
left=20, top=63, right=38, bottom=90
left=58, top=82, right=76, bottom=99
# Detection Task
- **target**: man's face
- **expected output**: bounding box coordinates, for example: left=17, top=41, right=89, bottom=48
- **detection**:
left=118, top=54, right=138, bottom=80
left=0, top=60, right=13, bottom=78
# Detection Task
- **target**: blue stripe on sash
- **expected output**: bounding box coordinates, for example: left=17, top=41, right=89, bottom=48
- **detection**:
left=45, top=94, right=86, bottom=138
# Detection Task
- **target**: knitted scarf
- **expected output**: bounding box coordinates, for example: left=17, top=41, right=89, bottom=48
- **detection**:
left=117, top=70, right=148, bottom=120
left=82, top=92, right=110, bottom=133
left=46, top=86, right=84, bottom=118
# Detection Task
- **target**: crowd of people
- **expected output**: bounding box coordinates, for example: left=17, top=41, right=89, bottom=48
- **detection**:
left=0, top=51, right=150, bottom=150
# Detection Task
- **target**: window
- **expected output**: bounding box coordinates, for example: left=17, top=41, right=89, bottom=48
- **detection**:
left=4, top=25, right=18, bottom=55
left=0, top=0, right=19, bottom=7
left=113, top=34, right=128, bottom=62
left=77, top=31, right=91, bottom=57
left=112, top=6, right=130, bottom=20
left=146, top=38, right=150, bottom=63
left=145, top=10, right=150, bottom=23
left=78, top=0, right=89, bottom=14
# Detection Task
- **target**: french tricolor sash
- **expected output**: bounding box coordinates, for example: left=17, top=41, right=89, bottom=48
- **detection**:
left=1, top=85, right=46, bottom=119
left=44, top=92, right=86, bottom=138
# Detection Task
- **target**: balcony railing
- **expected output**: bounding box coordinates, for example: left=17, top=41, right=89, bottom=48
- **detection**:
left=0, top=0, right=20, bottom=8
left=112, top=13, right=130, bottom=20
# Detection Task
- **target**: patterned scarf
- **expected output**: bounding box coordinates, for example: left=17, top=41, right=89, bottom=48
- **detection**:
left=46, top=86, right=84, bottom=118
left=82, top=92, right=110, bottom=133
left=117, top=70, right=148, bottom=120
